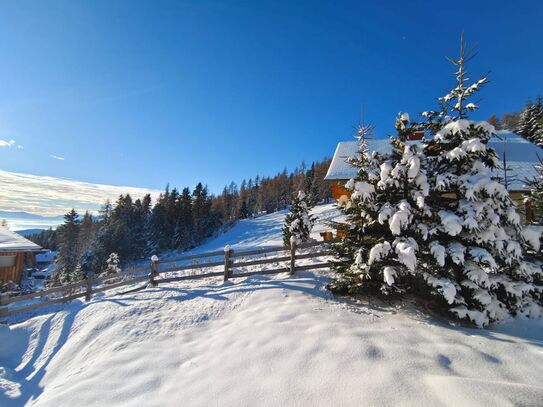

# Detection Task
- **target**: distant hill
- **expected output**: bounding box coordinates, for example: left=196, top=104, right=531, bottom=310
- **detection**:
left=0, top=211, right=64, bottom=221
left=0, top=211, right=64, bottom=231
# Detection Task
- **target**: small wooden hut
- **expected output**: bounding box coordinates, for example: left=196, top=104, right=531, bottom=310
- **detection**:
left=0, top=228, right=41, bottom=284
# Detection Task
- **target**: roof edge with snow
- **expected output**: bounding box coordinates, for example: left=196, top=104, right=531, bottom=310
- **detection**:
left=0, top=227, right=42, bottom=252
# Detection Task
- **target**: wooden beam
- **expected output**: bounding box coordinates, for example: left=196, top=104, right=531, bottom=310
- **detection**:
left=223, top=246, right=232, bottom=281
left=290, top=239, right=297, bottom=275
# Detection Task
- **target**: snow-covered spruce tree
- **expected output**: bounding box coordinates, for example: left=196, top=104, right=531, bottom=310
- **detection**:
left=100, top=253, right=121, bottom=277
left=419, top=37, right=543, bottom=326
left=330, top=36, right=542, bottom=326
left=516, top=97, right=543, bottom=145
left=282, top=191, right=315, bottom=246
left=52, top=208, right=82, bottom=286
left=526, top=159, right=543, bottom=225
left=328, top=116, right=431, bottom=296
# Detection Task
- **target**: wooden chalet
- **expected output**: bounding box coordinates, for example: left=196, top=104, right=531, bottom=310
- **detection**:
left=324, top=130, right=543, bottom=223
left=0, top=227, right=41, bottom=285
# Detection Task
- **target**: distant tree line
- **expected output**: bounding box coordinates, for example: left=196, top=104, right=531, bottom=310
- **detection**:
left=28, top=228, right=59, bottom=251
left=487, top=95, right=543, bottom=145
left=28, top=157, right=332, bottom=285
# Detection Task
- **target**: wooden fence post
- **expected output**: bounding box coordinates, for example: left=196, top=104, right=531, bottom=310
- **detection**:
left=290, top=237, right=297, bottom=275
left=0, top=293, right=9, bottom=318
left=85, top=270, right=94, bottom=302
left=224, top=245, right=232, bottom=281
left=149, top=255, right=159, bottom=287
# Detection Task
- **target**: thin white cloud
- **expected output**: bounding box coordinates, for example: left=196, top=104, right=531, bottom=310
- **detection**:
left=50, top=154, right=65, bottom=161
left=17, top=145, right=24, bottom=150
left=0, top=139, right=16, bottom=148
left=0, top=169, right=161, bottom=216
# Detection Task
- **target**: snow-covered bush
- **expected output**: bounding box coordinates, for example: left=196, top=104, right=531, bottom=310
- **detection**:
left=330, top=39, right=543, bottom=326
left=282, top=191, right=315, bottom=246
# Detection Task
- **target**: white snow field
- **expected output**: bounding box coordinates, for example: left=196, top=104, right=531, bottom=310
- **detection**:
left=1, top=204, right=543, bottom=406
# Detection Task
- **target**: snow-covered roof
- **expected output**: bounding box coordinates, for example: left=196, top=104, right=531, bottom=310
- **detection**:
left=325, top=131, right=543, bottom=191
left=0, top=227, right=42, bottom=252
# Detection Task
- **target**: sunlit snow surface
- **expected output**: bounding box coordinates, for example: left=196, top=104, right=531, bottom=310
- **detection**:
left=1, top=203, right=542, bottom=406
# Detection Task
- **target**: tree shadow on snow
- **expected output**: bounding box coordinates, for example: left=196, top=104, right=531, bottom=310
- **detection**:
left=379, top=297, right=543, bottom=349
left=3, top=303, right=86, bottom=406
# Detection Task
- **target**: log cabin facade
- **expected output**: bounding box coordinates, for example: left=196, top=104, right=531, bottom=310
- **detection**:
left=324, top=131, right=543, bottom=224
left=0, top=228, right=41, bottom=285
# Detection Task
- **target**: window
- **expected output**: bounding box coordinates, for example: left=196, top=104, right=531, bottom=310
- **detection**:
left=0, top=255, right=16, bottom=268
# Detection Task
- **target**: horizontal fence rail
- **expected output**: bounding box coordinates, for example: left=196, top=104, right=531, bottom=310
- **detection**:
left=0, top=239, right=336, bottom=321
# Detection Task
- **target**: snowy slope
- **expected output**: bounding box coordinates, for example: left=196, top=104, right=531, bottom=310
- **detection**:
left=170, top=203, right=340, bottom=254
left=1, top=203, right=542, bottom=406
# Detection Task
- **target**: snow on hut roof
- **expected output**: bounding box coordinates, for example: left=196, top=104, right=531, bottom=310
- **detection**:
left=324, top=131, right=543, bottom=191
left=0, top=227, right=42, bottom=252
left=324, top=138, right=418, bottom=181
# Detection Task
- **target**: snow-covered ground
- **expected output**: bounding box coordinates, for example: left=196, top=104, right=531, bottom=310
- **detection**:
left=1, top=204, right=542, bottom=406
left=169, top=202, right=340, bottom=254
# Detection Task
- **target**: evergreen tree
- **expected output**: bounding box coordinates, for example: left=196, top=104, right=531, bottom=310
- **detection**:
left=330, top=35, right=542, bottom=326
left=238, top=179, right=249, bottom=219
left=133, top=194, right=151, bottom=258
left=53, top=209, right=81, bottom=285
left=282, top=191, right=315, bottom=246
left=100, top=200, right=113, bottom=223
left=193, top=182, right=212, bottom=242
left=83, top=224, right=114, bottom=274
left=517, top=96, right=543, bottom=145
left=526, top=158, right=543, bottom=225
left=253, top=176, right=262, bottom=213
left=304, top=163, right=320, bottom=206
left=329, top=116, right=429, bottom=296
left=148, top=196, right=168, bottom=254
left=109, top=194, right=139, bottom=261
left=246, top=178, right=257, bottom=216
left=173, top=187, right=195, bottom=250
left=78, top=211, right=96, bottom=258
left=418, top=37, right=541, bottom=325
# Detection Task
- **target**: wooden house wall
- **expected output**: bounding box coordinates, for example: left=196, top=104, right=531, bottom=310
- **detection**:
left=329, top=181, right=536, bottom=224
left=331, top=182, right=351, bottom=200
left=0, top=252, right=25, bottom=284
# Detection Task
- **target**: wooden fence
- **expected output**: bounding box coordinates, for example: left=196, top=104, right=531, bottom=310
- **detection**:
left=0, top=240, right=334, bottom=320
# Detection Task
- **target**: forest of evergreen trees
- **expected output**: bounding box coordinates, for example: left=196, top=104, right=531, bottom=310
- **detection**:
left=28, top=158, right=332, bottom=285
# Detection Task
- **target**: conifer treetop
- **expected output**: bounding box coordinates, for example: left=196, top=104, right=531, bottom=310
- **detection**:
left=438, top=32, right=489, bottom=119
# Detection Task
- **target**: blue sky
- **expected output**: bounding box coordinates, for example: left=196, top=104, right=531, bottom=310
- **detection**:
left=0, top=0, right=542, bottom=196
